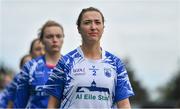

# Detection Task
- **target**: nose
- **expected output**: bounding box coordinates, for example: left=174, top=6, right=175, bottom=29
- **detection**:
left=52, top=36, right=58, bottom=43
left=90, top=22, right=97, bottom=30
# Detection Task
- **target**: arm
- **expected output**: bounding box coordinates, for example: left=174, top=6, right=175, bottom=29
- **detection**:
left=7, top=100, right=13, bottom=108
left=48, top=95, right=60, bottom=108
left=117, top=98, right=131, bottom=109
left=115, top=59, right=134, bottom=108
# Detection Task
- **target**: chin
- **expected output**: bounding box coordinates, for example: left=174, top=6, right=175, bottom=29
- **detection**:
left=90, top=38, right=100, bottom=42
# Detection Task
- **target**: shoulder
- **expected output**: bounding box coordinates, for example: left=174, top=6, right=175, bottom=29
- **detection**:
left=64, top=48, right=81, bottom=59
left=29, top=56, right=44, bottom=66
left=32, top=55, right=45, bottom=64
left=104, top=51, right=123, bottom=64
left=56, top=48, right=83, bottom=71
left=103, top=50, right=126, bottom=71
left=21, top=56, right=45, bottom=73
left=62, top=48, right=82, bottom=63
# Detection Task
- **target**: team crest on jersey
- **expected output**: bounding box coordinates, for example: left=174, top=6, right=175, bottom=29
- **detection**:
left=104, top=68, right=111, bottom=77
left=73, top=68, right=85, bottom=76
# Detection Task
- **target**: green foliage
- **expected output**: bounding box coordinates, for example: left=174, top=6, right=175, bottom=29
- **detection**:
left=123, top=58, right=149, bottom=104
left=161, top=69, right=180, bottom=101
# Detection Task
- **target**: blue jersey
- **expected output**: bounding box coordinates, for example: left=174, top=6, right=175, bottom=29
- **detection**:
left=7, top=73, right=21, bottom=100
left=0, top=89, right=9, bottom=108
left=15, top=56, right=54, bottom=108
left=0, top=73, right=21, bottom=108
left=45, top=47, right=134, bottom=108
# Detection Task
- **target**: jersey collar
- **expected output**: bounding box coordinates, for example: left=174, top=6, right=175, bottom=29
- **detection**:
left=77, top=46, right=105, bottom=60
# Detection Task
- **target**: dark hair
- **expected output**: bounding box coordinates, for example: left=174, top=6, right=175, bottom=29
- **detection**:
left=19, top=54, right=31, bottom=69
left=29, top=38, right=40, bottom=55
left=38, top=20, right=64, bottom=41
left=76, top=7, right=105, bottom=28
left=0, top=65, right=14, bottom=76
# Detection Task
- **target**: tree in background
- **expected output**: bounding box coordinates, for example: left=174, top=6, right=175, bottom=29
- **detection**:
left=159, top=67, right=180, bottom=107
left=123, top=58, right=149, bottom=105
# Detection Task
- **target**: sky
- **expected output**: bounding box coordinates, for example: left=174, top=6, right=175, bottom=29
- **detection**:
left=1, top=0, right=180, bottom=100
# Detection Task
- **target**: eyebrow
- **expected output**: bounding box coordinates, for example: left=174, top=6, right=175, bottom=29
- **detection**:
left=83, top=19, right=101, bottom=22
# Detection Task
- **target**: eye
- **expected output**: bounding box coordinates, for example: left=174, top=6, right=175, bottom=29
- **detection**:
left=95, top=20, right=102, bottom=25
left=83, top=20, right=91, bottom=25
left=46, top=35, right=53, bottom=39
left=56, top=34, right=63, bottom=38
left=96, top=22, right=101, bottom=24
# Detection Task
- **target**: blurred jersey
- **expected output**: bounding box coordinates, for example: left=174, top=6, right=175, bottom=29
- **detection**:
left=45, top=47, right=134, bottom=108
left=0, top=73, right=21, bottom=108
left=14, top=56, right=54, bottom=108
left=0, top=88, right=9, bottom=108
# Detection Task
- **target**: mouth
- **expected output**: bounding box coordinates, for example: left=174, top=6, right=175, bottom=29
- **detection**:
left=89, top=33, right=98, bottom=37
left=52, top=45, right=59, bottom=48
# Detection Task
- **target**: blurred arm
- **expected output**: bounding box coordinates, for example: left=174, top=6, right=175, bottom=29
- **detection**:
left=7, top=100, right=13, bottom=108
left=48, top=95, right=60, bottom=108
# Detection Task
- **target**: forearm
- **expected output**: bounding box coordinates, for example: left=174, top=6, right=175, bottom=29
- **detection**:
left=7, top=100, right=13, bottom=108
left=48, top=95, right=60, bottom=108
left=117, top=98, right=131, bottom=109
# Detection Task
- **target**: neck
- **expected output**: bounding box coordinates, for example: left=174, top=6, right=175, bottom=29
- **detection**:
left=81, top=42, right=102, bottom=60
left=45, top=52, right=61, bottom=66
